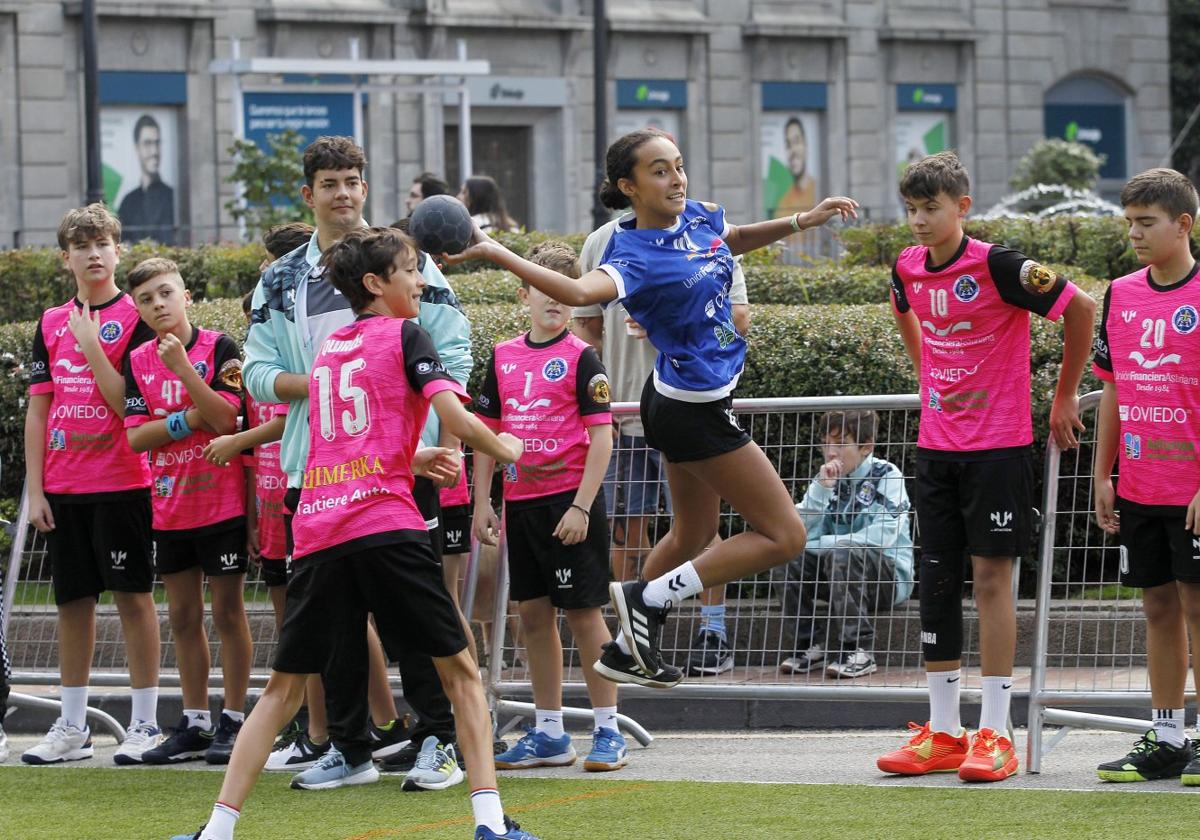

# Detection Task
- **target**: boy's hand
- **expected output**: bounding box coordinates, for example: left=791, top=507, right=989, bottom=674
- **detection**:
left=553, top=505, right=589, bottom=545
left=818, top=458, right=844, bottom=488
left=67, top=301, right=101, bottom=350
left=412, top=446, right=460, bottom=484
left=439, top=224, right=496, bottom=268
left=28, top=491, right=55, bottom=533
left=495, top=432, right=523, bottom=465
left=157, top=333, right=191, bottom=377
left=203, top=435, right=242, bottom=466
left=1050, top=392, right=1085, bottom=450
left=429, top=449, right=462, bottom=489
left=473, top=505, right=501, bottom=546
left=1186, top=488, right=1200, bottom=536
left=1094, top=477, right=1119, bottom=534
left=798, top=196, right=859, bottom=229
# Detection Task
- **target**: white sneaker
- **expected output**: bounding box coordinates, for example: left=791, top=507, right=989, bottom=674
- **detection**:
left=0, top=725, right=9, bottom=763
left=113, top=720, right=163, bottom=766
left=21, top=717, right=94, bottom=764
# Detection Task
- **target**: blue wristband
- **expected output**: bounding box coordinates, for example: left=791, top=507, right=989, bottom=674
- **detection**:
left=166, top=410, right=192, bottom=441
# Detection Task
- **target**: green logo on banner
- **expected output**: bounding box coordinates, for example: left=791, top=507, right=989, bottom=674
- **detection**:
left=913, top=88, right=924, bottom=104
left=1065, top=120, right=1079, bottom=142
left=636, top=84, right=649, bottom=102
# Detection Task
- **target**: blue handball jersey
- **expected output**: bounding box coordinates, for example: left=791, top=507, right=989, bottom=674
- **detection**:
left=597, top=200, right=745, bottom=402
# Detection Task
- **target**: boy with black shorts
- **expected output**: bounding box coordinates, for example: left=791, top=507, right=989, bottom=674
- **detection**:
left=876, top=152, right=1095, bottom=781
left=1092, top=168, right=1200, bottom=785
left=22, top=204, right=162, bottom=766
left=169, top=226, right=537, bottom=840
left=122, top=258, right=253, bottom=766
left=473, top=241, right=626, bottom=772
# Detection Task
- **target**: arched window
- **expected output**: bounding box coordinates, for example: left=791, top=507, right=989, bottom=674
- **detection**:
left=1044, top=75, right=1130, bottom=180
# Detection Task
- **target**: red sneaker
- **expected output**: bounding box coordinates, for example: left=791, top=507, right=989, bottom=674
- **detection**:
left=876, top=721, right=969, bottom=775
left=958, top=727, right=1019, bottom=782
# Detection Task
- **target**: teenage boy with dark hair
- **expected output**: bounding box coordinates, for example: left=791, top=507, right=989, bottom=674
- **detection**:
left=876, top=151, right=1095, bottom=782
left=1092, top=168, right=1200, bottom=785
left=22, top=204, right=163, bottom=766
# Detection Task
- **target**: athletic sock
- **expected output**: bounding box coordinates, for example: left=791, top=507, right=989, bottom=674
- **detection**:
left=130, top=687, right=158, bottom=729
left=979, top=676, right=1013, bottom=735
left=184, top=709, right=213, bottom=731
left=927, top=669, right=962, bottom=735
left=642, top=561, right=704, bottom=609
left=200, top=802, right=240, bottom=840
left=593, top=706, right=618, bottom=732
left=61, top=686, right=88, bottom=730
left=1153, top=707, right=1186, bottom=748
left=699, top=604, right=727, bottom=640
left=615, top=634, right=632, bottom=655
left=221, top=709, right=245, bottom=724
left=535, top=709, right=564, bottom=740
left=470, top=788, right=506, bottom=834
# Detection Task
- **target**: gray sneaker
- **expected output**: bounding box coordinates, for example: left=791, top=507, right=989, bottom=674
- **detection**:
left=0, top=724, right=8, bottom=763
left=825, top=648, right=877, bottom=679
left=290, top=745, right=380, bottom=790
left=779, top=644, right=825, bottom=674
left=402, top=735, right=464, bottom=791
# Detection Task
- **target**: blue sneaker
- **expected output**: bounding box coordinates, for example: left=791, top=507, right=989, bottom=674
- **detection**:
left=168, top=828, right=204, bottom=840
left=290, top=745, right=380, bottom=790
left=583, top=727, right=628, bottom=772
left=494, top=728, right=576, bottom=769
left=475, top=815, right=540, bottom=839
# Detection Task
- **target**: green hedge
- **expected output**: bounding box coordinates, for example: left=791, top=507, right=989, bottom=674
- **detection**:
left=840, top=216, right=1200, bottom=280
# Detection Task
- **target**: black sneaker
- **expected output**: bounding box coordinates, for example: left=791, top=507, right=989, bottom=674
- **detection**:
left=610, top=580, right=670, bottom=676
left=1097, top=729, right=1191, bottom=782
left=205, top=712, right=243, bottom=765
left=686, top=629, right=734, bottom=676
left=369, top=714, right=413, bottom=760
left=1182, top=740, right=1200, bottom=786
left=265, top=732, right=331, bottom=771
left=142, top=716, right=214, bottom=765
left=272, top=716, right=304, bottom=752
left=380, top=738, right=421, bottom=773
left=593, top=641, right=682, bottom=689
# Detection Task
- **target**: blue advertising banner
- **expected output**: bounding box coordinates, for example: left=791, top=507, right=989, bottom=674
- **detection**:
left=242, top=91, right=357, bottom=151
left=896, top=84, right=957, bottom=112
left=1044, top=103, right=1126, bottom=179
left=616, top=79, right=687, bottom=110
left=762, top=82, right=827, bottom=111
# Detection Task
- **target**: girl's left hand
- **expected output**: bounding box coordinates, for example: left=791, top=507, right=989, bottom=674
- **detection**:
left=439, top=224, right=497, bottom=267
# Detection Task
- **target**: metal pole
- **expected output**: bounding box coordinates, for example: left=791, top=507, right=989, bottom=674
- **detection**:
left=591, top=0, right=609, bottom=230
left=81, top=0, right=104, bottom=205
left=456, top=39, right=472, bottom=183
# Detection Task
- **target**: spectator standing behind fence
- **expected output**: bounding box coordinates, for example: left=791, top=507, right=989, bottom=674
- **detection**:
left=573, top=215, right=750, bottom=677
left=122, top=258, right=252, bottom=767
left=778, top=409, right=913, bottom=679
left=460, top=175, right=519, bottom=233
left=877, top=151, right=1094, bottom=783
left=1092, top=168, right=1200, bottom=787
left=21, top=204, right=162, bottom=768
left=406, top=171, right=451, bottom=217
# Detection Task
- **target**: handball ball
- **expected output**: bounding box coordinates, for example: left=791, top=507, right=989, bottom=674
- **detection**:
left=409, top=195, right=474, bottom=255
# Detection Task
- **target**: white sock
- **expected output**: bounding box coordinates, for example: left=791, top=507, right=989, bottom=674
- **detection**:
left=221, top=708, right=246, bottom=724
left=1153, top=707, right=1186, bottom=747
left=185, top=709, right=213, bottom=731
left=979, top=676, right=1013, bottom=734
left=642, top=561, right=704, bottom=609
left=201, top=802, right=240, bottom=840
left=61, top=686, right=88, bottom=730
left=615, top=634, right=632, bottom=655
left=927, top=670, right=962, bottom=735
left=130, top=687, right=158, bottom=728
left=593, top=706, right=618, bottom=732
left=535, top=709, right=564, bottom=739
left=470, top=788, right=506, bottom=834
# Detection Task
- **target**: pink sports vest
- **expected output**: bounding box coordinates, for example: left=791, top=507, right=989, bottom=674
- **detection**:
left=32, top=296, right=150, bottom=494
left=247, top=397, right=289, bottom=560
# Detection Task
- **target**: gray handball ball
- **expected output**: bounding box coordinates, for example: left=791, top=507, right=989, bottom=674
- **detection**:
left=409, top=195, right=474, bottom=256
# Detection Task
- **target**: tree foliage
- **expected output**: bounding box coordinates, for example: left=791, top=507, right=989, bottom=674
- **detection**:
left=224, top=129, right=313, bottom=241
left=1009, top=138, right=1105, bottom=192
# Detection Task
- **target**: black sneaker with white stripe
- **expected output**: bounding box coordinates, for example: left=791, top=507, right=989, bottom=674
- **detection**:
left=593, top=642, right=682, bottom=689
left=610, top=580, right=671, bottom=677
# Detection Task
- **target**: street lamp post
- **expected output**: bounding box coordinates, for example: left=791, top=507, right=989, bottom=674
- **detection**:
left=591, top=0, right=609, bottom=231
left=82, top=0, right=103, bottom=205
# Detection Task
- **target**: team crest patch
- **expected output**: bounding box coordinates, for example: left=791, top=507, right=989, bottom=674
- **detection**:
left=1019, top=261, right=1057, bottom=294
left=1123, top=432, right=1142, bottom=460
left=192, top=360, right=209, bottom=379
left=542, top=358, right=567, bottom=382
left=953, top=275, right=980, bottom=303
left=155, top=475, right=175, bottom=497
left=927, top=386, right=943, bottom=413
left=218, top=358, right=243, bottom=390
left=48, top=429, right=66, bottom=450
left=588, top=373, right=610, bottom=405
left=855, top=481, right=877, bottom=507
left=503, top=463, right=518, bottom=482
left=98, top=320, right=123, bottom=343
left=1172, top=305, right=1198, bottom=335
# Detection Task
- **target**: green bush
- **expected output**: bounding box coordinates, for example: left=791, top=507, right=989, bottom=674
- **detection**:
left=1009, top=137, right=1105, bottom=191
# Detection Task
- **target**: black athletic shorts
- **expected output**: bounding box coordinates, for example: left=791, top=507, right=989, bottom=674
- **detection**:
left=915, top=450, right=1035, bottom=558
left=283, top=486, right=300, bottom=557
left=258, top=557, right=290, bottom=588
left=413, top=476, right=444, bottom=561
left=273, top=538, right=468, bottom=675
left=1116, top=497, right=1200, bottom=588
left=640, top=375, right=751, bottom=464
left=504, top=492, right=610, bottom=609
left=441, top=503, right=471, bottom=555
left=155, top=520, right=249, bottom=577
left=45, top=492, right=154, bottom=605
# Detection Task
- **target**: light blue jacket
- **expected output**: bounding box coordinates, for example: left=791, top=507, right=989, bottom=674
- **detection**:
left=795, top=455, right=915, bottom=604
left=243, top=231, right=472, bottom=488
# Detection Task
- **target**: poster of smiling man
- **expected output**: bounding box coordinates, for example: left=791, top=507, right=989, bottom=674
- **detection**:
left=101, top=106, right=179, bottom=245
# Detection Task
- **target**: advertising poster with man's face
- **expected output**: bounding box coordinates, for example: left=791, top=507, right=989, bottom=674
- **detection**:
left=894, top=112, right=951, bottom=182
left=101, top=106, right=179, bottom=244
left=761, top=112, right=821, bottom=219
